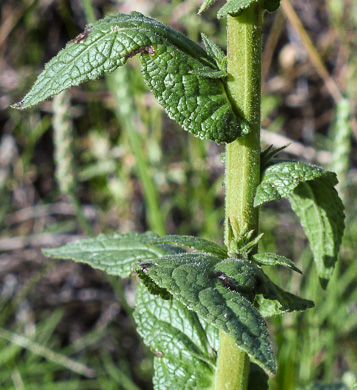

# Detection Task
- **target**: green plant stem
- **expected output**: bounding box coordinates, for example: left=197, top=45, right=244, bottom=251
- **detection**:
left=215, top=333, right=250, bottom=390
left=216, top=4, right=264, bottom=390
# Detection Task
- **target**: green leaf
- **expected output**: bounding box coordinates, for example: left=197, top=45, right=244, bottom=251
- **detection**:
left=14, top=12, right=248, bottom=144
left=42, top=232, right=176, bottom=278
left=215, top=258, right=313, bottom=317
left=134, top=284, right=216, bottom=390
left=260, top=144, right=290, bottom=171
left=252, top=252, right=302, bottom=274
left=248, top=363, right=269, bottom=390
left=198, top=0, right=217, bottom=14
left=255, top=159, right=344, bottom=286
left=226, top=219, right=264, bottom=256
left=217, top=0, right=259, bottom=19
left=288, top=178, right=345, bottom=287
left=254, top=161, right=337, bottom=207
left=217, top=0, right=280, bottom=17
left=264, top=0, right=281, bottom=12
left=201, top=33, right=226, bottom=70
left=136, top=268, right=172, bottom=300
left=137, top=253, right=276, bottom=375
left=214, top=258, right=259, bottom=301
left=190, top=67, right=227, bottom=79
left=199, top=317, right=220, bottom=353
left=149, top=235, right=228, bottom=259
left=254, top=277, right=314, bottom=317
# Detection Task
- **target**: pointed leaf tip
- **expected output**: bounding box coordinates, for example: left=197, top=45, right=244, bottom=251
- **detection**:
left=288, top=178, right=345, bottom=286
left=13, top=12, right=247, bottom=144
left=256, top=160, right=344, bottom=285
left=42, top=232, right=180, bottom=278
left=198, top=0, right=217, bottom=14
left=252, top=252, right=302, bottom=274
left=134, top=284, right=216, bottom=388
left=140, top=254, right=277, bottom=375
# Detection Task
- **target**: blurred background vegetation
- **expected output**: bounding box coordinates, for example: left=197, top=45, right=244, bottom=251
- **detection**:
left=0, top=0, right=356, bottom=388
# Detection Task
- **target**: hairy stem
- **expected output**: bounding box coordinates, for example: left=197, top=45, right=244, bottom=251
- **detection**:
left=215, top=4, right=264, bottom=390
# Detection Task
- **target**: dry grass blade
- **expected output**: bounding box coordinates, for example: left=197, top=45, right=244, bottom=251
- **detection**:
left=281, top=0, right=343, bottom=103
left=262, top=9, right=285, bottom=87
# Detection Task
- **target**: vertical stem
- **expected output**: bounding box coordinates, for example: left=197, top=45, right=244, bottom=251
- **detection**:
left=215, top=334, right=250, bottom=390
left=215, top=3, right=264, bottom=390
left=225, top=5, right=263, bottom=238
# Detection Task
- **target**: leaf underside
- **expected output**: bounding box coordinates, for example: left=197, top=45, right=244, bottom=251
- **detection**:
left=288, top=178, right=345, bottom=287
left=134, top=284, right=216, bottom=390
left=13, top=12, right=247, bottom=144
left=252, top=252, right=302, bottom=274
left=215, top=258, right=313, bottom=317
left=254, top=277, right=314, bottom=317
left=43, top=231, right=316, bottom=380
left=137, top=253, right=277, bottom=375
left=256, top=160, right=344, bottom=286
left=135, top=284, right=271, bottom=390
